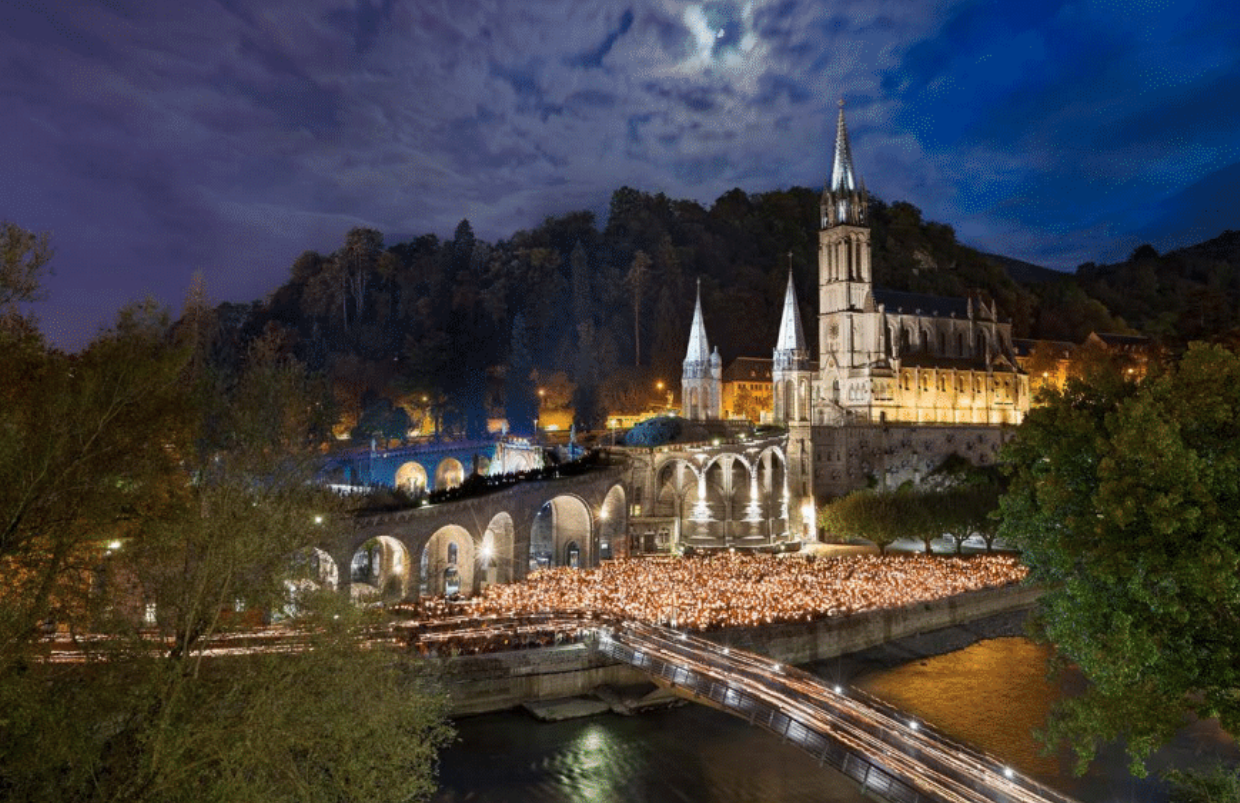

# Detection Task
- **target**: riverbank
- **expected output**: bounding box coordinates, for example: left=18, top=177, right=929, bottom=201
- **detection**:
left=439, top=582, right=1041, bottom=716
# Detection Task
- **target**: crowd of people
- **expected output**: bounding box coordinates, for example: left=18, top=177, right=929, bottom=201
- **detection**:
left=409, top=553, right=1027, bottom=636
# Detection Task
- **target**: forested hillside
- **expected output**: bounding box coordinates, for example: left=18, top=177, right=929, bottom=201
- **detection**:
left=1074, top=231, right=1240, bottom=342
left=195, top=186, right=1198, bottom=438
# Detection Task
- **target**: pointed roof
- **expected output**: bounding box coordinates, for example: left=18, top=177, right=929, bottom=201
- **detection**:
left=831, top=100, right=858, bottom=193
left=775, top=269, right=808, bottom=353
left=684, top=278, right=711, bottom=363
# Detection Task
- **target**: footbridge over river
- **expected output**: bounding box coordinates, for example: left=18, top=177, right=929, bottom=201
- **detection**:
left=592, top=620, right=1077, bottom=803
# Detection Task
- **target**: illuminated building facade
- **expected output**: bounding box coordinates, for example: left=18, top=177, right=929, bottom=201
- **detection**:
left=681, top=104, right=1028, bottom=537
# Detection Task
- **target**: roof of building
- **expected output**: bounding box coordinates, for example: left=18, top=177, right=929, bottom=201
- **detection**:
left=831, top=103, right=858, bottom=194
left=775, top=269, right=809, bottom=353
left=621, top=416, right=712, bottom=448
left=684, top=278, right=711, bottom=364
left=1087, top=331, right=1152, bottom=349
left=1012, top=338, right=1077, bottom=358
left=723, top=356, right=773, bottom=381
left=873, top=288, right=972, bottom=319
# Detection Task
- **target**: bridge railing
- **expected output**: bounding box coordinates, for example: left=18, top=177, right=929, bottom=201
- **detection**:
left=594, top=633, right=934, bottom=803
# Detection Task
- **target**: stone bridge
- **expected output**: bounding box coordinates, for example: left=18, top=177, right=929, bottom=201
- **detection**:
left=307, top=465, right=628, bottom=602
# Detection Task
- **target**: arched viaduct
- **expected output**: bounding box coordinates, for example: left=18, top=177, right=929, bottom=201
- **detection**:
left=320, top=440, right=544, bottom=493
left=307, top=465, right=629, bottom=603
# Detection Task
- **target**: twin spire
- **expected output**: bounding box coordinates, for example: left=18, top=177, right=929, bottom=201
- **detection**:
left=684, top=277, right=718, bottom=365
left=775, top=267, right=808, bottom=355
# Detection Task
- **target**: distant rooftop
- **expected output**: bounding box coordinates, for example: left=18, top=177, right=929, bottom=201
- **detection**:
left=873, top=288, right=970, bottom=319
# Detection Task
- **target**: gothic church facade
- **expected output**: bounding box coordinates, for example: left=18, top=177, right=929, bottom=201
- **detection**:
left=682, top=105, right=1028, bottom=538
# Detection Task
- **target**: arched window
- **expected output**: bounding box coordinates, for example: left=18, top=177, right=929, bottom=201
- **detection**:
left=938, top=331, right=947, bottom=355
left=447, top=542, right=458, bottom=566
left=957, top=332, right=966, bottom=356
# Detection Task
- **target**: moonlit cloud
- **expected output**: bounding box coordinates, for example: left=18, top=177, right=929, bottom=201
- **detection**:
left=2, top=0, right=1238, bottom=348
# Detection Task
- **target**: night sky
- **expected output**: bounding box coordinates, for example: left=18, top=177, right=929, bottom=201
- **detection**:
left=4, top=0, right=1240, bottom=349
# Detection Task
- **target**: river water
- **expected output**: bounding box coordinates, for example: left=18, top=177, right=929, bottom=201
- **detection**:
left=433, top=637, right=1237, bottom=802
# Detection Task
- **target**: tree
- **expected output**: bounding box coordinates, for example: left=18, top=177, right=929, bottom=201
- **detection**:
left=339, top=227, right=384, bottom=328
left=0, top=222, right=52, bottom=308
left=819, top=490, right=903, bottom=554
left=505, top=311, right=537, bottom=436
left=625, top=250, right=651, bottom=366
left=0, top=247, right=452, bottom=801
left=998, top=343, right=1240, bottom=775
left=353, top=394, right=412, bottom=444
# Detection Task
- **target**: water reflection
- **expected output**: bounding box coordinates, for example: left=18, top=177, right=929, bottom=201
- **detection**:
left=433, top=637, right=1238, bottom=803
left=853, top=637, right=1240, bottom=802
left=433, top=704, right=869, bottom=803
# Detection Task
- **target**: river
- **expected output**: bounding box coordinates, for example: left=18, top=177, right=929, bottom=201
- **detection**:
left=433, top=636, right=1237, bottom=802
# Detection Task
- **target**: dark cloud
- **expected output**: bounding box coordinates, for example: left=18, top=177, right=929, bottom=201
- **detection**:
left=567, top=7, right=634, bottom=68
left=3, top=0, right=1239, bottom=348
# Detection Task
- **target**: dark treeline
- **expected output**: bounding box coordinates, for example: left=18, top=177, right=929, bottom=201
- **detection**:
left=202, top=185, right=1238, bottom=439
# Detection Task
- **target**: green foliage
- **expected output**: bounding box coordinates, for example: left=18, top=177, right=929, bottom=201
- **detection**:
left=999, top=343, right=1240, bottom=775
left=0, top=237, right=452, bottom=802
left=0, top=221, right=53, bottom=308
left=819, top=490, right=904, bottom=553
left=1076, top=230, right=1240, bottom=342
left=1163, top=762, right=1240, bottom=803
left=211, top=185, right=1092, bottom=433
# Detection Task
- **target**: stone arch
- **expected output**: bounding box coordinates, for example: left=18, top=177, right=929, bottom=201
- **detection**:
left=598, top=484, right=627, bottom=560
left=394, top=461, right=427, bottom=493
left=349, top=535, right=412, bottom=602
left=530, top=495, right=594, bottom=571
left=434, top=457, right=465, bottom=490
left=653, top=459, right=699, bottom=519
left=420, top=525, right=476, bottom=598
left=480, top=512, right=516, bottom=588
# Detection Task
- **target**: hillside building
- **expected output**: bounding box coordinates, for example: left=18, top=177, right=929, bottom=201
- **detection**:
left=679, top=103, right=1030, bottom=539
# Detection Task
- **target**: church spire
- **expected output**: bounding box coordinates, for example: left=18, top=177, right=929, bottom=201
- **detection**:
left=831, top=100, right=857, bottom=194
left=775, top=267, right=808, bottom=354
left=821, top=99, right=868, bottom=228
left=684, top=277, right=711, bottom=363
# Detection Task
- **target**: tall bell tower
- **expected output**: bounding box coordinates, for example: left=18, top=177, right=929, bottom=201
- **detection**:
left=819, top=100, right=874, bottom=376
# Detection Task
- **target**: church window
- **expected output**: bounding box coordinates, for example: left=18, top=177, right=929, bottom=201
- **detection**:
left=957, top=332, right=966, bottom=356
left=901, top=327, right=910, bottom=351
left=938, top=332, right=946, bottom=355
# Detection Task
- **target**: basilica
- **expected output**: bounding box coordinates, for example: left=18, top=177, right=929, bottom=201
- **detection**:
left=682, top=104, right=1029, bottom=535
